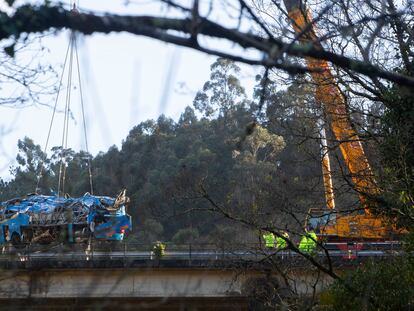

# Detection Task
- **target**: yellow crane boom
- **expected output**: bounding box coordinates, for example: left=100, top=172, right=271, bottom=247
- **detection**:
left=282, top=0, right=401, bottom=239
left=283, top=0, right=378, bottom=210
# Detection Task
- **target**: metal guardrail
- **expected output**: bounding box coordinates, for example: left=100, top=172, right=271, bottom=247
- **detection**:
left=0, top=241, right=404, bottom=264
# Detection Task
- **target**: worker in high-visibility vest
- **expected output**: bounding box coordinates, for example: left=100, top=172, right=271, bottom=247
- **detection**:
left=298, top=230, right=318, bottom=253
left=262, top=232, right=275, bottom=248
left=275, top=231, right=289, bottom=249
left=152, top=241, right=166, bottom=259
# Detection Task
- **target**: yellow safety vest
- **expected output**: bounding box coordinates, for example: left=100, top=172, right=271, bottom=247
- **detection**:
left=298, top=231, right=317, bottom=253
left=263, top=232, right=275, bottom=248
left=276, top=233, right=289, bottom=249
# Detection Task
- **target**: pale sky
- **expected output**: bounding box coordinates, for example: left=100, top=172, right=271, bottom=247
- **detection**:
left=0, top=0, right=260, bottom=178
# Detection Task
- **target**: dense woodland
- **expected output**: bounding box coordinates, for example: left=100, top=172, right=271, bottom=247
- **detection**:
left=0, top=58, right=383, bottom=246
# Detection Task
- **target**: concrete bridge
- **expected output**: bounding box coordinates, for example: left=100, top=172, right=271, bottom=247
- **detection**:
left=0, top=242, right=399, bottom=310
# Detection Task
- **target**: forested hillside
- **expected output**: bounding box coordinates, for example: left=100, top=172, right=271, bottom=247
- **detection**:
left=0, top=59, right=372, bottom=244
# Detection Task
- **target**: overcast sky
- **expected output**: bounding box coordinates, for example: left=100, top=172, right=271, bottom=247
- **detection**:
left=0, top=0, right=260, bottom=178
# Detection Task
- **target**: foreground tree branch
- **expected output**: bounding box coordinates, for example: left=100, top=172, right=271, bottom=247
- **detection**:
left=1, top=4, right=414, bottom=88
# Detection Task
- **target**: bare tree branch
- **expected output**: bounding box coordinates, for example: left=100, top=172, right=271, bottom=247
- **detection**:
left=0, top=4, right=414, bottom=88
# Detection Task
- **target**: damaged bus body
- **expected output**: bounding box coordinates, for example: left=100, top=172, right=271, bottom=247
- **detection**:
left=0, top=190, right=132, bottom=246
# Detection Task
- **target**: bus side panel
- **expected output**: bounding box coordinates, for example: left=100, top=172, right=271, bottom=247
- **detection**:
left=94, top=215, right=131, bottom=241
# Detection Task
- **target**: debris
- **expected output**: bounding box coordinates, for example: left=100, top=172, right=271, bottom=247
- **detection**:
left=0, top=190, right=132, bottom=245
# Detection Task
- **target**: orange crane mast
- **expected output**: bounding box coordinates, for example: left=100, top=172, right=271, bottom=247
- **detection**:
left=282, top=0, right=401, bottom=240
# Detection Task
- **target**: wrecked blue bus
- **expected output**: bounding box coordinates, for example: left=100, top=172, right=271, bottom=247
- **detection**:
left=0, top=190, right=132, bottom=246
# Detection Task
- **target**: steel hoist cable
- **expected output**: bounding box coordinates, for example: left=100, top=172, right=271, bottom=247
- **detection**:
left=36, top=3, right=94, bottom=196
left=74, top=36, right=94, bottom=195
left=35, top=37, right=71, bottom=193
left=57, top=31, right=75, bottom=197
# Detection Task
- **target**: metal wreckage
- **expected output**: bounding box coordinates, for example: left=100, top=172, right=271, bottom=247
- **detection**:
left=0, top=190, right=132, bottom=246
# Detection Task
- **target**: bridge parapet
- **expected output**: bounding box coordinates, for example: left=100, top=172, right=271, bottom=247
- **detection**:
left=0, top=241, right=401, bottom=270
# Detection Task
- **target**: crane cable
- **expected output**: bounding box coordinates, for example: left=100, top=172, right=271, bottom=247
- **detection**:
left=36, top=3, right=93, bottom=196
left=57, top=31, right=75, bottom=197
left=35, top=37, right=71, bottom=193
left=75, top=33, right=94, bottom=195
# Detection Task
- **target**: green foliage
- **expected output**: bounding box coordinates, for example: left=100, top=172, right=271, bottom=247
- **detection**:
left=234, top=125, right=285, bottom=164
left=324, top=257, right=414, bottom=311
left=377, top=84, right=414, bottom=229
left=172, top=227, right=199, bottom=245
left=0, top=58, right=324, bottom=244
left=132, top=219, right=164, bottom=245
left=193, top=58, right=247, bottom=119
left=323, top=62, right=414, bottom=310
